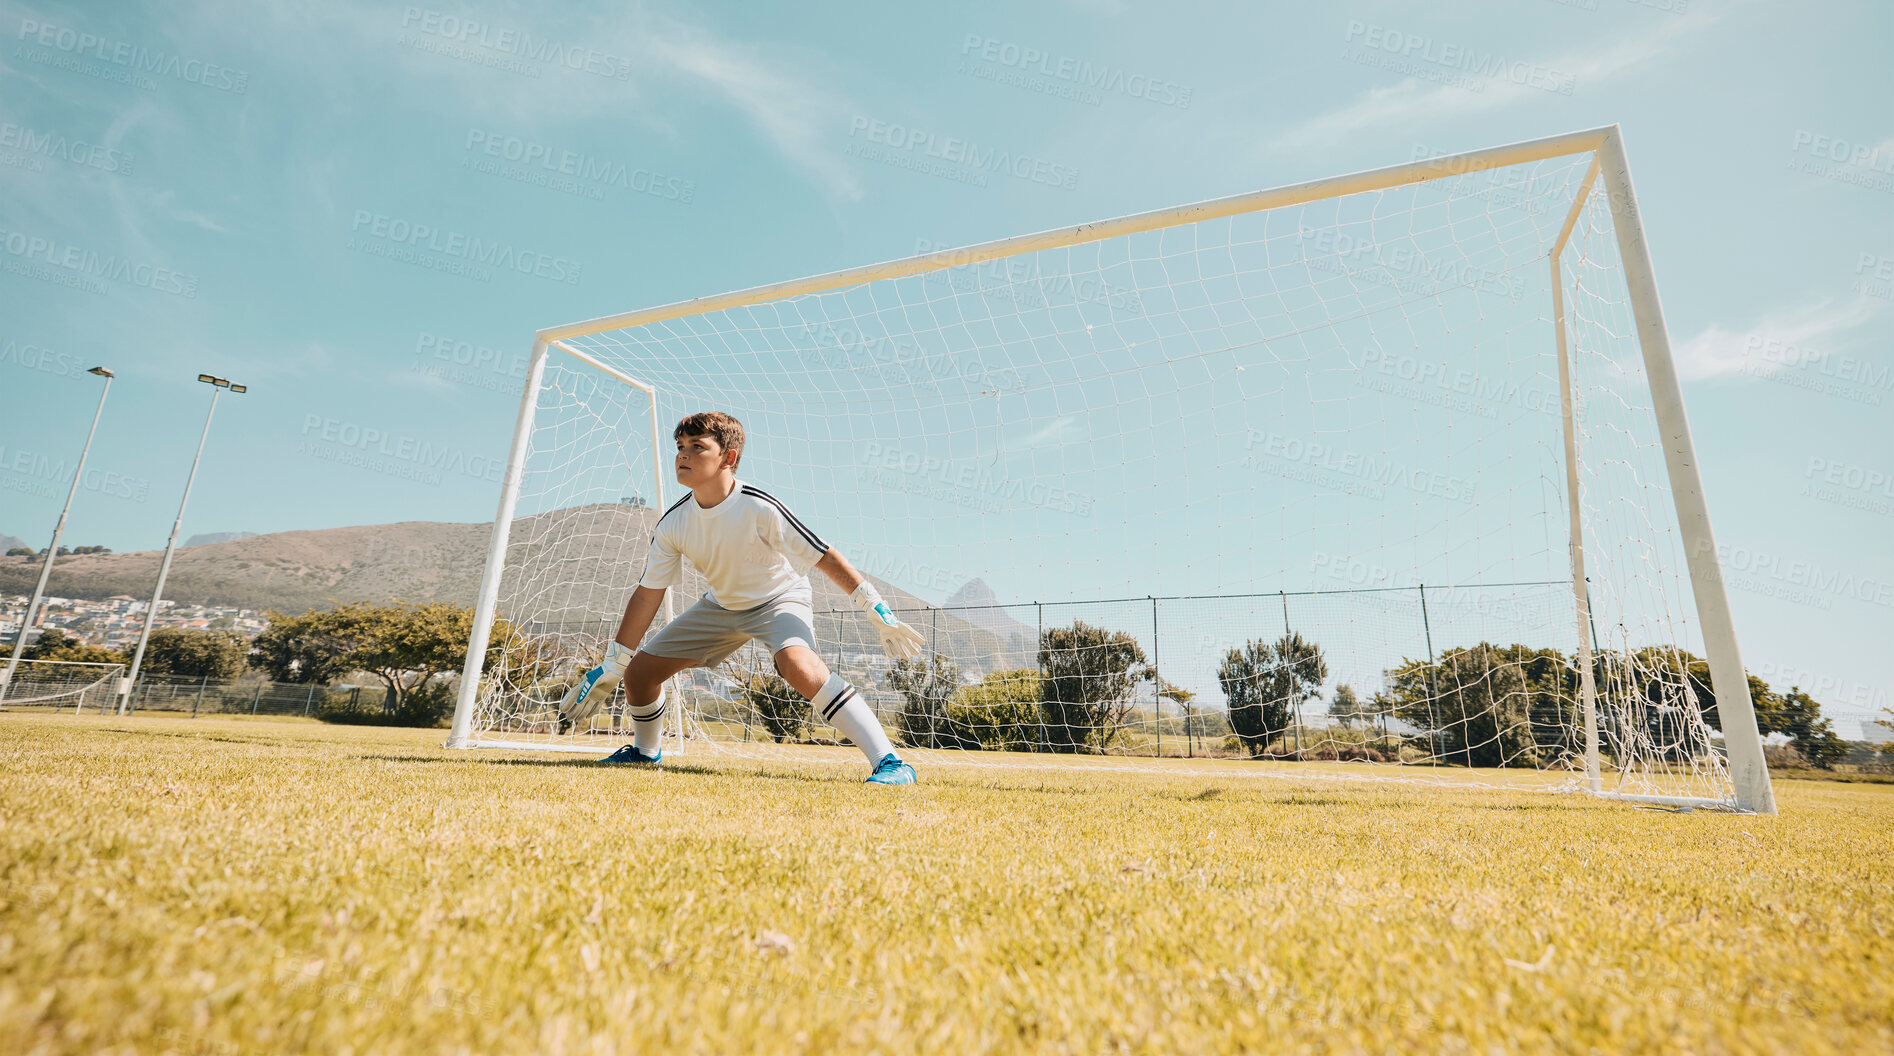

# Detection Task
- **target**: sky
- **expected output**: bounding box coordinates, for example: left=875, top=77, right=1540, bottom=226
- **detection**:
left=1, top=0, right=1889, bottom=735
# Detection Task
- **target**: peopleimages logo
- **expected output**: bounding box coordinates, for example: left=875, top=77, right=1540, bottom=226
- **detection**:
left=15, top=17, right=250, bottom=93
left=299, top=415, right=503, bottom=485
left=0, top=122, right=133, bottom=174
left=859, top=441, right=1096, bottom=517
left=1241, top=428, right=1477, bottom=504
left=846, top=116, right=1078, bottom=191
left=398, top=8, right=633, bottom=80
left=1355, top=346, right=1559, bottom=420
left=0, top=444, right=149, bottom=502
left=463, top=129, right=694, bottom=203
left=348, top=210, right=582, bottom=285
left=957, top=35, right=1192, bottom=109
left=1, top=337, right=89, bottom=379
left=0, top=227, right=198, bottom=297
left=1298, top=225, right=1526, bottom=301
left=1340, top=21, right=1576, bottom=95
left=911, top=239, right=1144, bottom=313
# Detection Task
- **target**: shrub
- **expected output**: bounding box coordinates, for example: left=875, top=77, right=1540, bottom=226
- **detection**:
left=1219, top=633, right=1326, bottom=757
left=315, top=681, right=455, bottom=728
left=947, top=669, right=1042, bottom=751
left=884, top=653, right=962, bottom=749
left=736, top=667, right=807, bottom=743
left=1039, top=622, right=1148, bottom=753
left=1764, top=744, right=1810, bottom=770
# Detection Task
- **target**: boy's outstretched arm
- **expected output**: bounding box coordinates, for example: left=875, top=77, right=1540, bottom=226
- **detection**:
left=559, top=585, right=667, bottom=726
left=816, top=550, right=925, bottom=661
left=613, top=584, right=668, bottom=650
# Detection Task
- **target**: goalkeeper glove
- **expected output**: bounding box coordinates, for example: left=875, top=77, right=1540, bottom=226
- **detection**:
left=560, top=641, right=634, bottom=726
left=852, top=582, right=925, bottom=661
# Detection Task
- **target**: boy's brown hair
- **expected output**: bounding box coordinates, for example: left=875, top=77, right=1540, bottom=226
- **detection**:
left=674, top=411, right=744, bottom=468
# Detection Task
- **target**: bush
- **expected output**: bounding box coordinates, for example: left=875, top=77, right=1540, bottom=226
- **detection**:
left=736, top=667, right=807, bottom=743
left=884, top=653, right=962, bottom=749
left=142, top=628, right=249, bottom=681
left=946, top=669, right=1042, bottom=751
left=1764, top=743, right=1810, bottom=769
left=1219, top=633, right=1326, bottom=757
left=1039, top=622, right=1148, bottom=753
left=315, top=681, right=455, bottom=728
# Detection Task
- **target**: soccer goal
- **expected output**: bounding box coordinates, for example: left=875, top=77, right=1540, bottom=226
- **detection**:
left=447, top=124, right=1775, bottom=814
left=0, top=658, right=127, bottom=713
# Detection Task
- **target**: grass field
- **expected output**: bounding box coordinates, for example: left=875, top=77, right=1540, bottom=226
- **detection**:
left=2, top=715, right=1890, bottom=1055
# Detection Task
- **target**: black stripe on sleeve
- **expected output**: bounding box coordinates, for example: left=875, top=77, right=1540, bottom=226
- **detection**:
left=741, top=485, right=828, bottom=553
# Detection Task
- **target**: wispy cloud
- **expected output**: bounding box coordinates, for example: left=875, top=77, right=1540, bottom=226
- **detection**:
left=641, top=17, right=862, bottom=200
left=1275, top=8, right=1721, bottom=150
left=210, top=1, right=863, bottom=199
left=1673, top=296, right=1885, bottom=381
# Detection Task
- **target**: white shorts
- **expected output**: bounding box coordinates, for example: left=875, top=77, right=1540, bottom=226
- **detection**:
left=640, top=584, right=817, bottom=668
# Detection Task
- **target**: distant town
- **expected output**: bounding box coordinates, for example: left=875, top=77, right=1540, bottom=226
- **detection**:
left=0, top=593, right=267, bottom=652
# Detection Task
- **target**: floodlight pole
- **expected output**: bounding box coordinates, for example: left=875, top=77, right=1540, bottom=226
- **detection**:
left=118, top=375, right=244, bottom=715
left=0, top=367, right=114, bottom=708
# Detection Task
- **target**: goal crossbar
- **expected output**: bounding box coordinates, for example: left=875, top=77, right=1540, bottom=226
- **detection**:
left=538, top=126, right=1613, bottom=345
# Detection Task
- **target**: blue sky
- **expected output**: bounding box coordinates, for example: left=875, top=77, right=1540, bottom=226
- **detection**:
left=1, top=0, right=1889, bottom=732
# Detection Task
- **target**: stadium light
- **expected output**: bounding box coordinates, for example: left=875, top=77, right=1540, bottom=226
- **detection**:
left=118, top=375, right=248, bottom=713
left=0, top=367, right=115, bottom=707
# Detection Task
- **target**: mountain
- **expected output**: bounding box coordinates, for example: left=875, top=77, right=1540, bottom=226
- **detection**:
left=943, top=578, right=1038, bottom=668
left=0, top=519, right=491, bottom=612
left=0, top=508, right=1009, bottom=673
left=0, top=533, right=27, bottom=553
left=184, top=531, right=259, bottom=547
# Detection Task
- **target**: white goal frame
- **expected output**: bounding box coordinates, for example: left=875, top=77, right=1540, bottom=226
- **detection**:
left=445, top=124, right=1776, bottom=815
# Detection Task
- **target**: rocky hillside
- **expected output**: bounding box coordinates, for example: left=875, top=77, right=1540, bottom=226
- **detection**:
left=0, top=508, right=1013, bottom=671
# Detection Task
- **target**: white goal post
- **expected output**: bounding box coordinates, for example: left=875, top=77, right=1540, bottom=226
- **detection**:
left=447, top=124, right=1774, bottom=814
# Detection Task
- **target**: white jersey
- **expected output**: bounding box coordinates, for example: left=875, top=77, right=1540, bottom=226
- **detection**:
left=637, top=481, right=830, bottom=610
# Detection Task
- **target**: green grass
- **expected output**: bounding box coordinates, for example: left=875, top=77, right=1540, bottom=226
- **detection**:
left=1, top=715, right=1889, bottom=1055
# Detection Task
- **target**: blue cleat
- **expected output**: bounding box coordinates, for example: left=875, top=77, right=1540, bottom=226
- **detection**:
left=865, top=753, right=917, bottom=785
left=600, top=745, right=663, bottom=765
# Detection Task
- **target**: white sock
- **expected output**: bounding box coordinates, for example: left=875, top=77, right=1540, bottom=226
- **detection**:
left=812, top=673, right=897, bottom=765
left=630, top=687, right=666, bottom=754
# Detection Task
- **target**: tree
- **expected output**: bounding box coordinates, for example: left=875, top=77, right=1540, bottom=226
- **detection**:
left=1767, top=687, right=1847, bottom=769
left=1038, top=621, right=1150, bottom=753
left=1156, top=675, right=1198, bottom=748
left=250, top=609, right=354, bottom=685
left=948, top=668, right=1041, bottom=751
left=20, top=628, right=126, bottom=666
left=141, top=628, right=248, bottom=681
left=884, top=652, right=963, bottom=749
left=248, top=601, right=477, bottom=725
left=1328, top=683, right=1363, bottom=728
left=69, top=545, right=110, bottom=555
left=5, top=547, right=33, bottom=557
left=735, top=666, right=807, bottom=743
left=1597, top=647, right=1775, bottom=738
left=1384, top=643, right=1538, bottom=768
left=1497, top=645, right=1580, bottom=756
left=1219, top=632, right=1326, bottom=757
left=1221, top=639, right=1280, bottom=756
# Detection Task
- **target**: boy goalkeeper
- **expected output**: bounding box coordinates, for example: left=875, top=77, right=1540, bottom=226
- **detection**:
left=559, top=411, right=923, bottom=784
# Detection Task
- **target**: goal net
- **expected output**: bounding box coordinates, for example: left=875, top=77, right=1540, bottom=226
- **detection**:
left=0, top=658, right=125, bottom=712
left=449, top=127, right=1773, bottom=812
